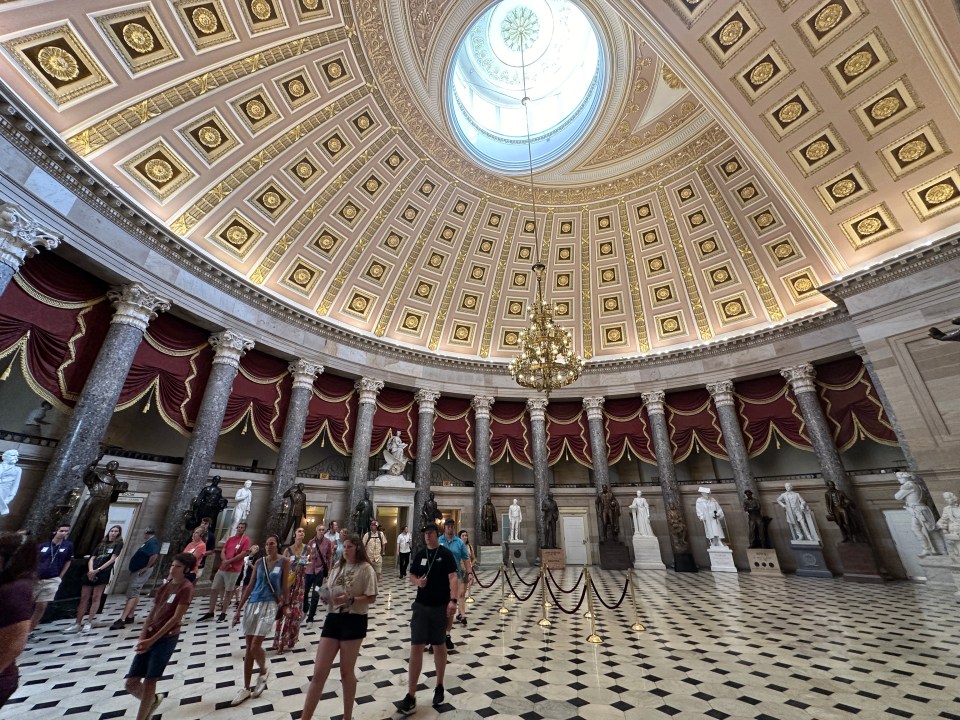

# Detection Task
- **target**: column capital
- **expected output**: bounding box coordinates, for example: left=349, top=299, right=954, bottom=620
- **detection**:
left=582, top=396, right=605, bottom=421
left=526, top=397, right=548, bottom=421
left=781, top=363, right=817, bottom=394
left=471, top=395, right=495, bottom=420
left=706, top=380, right=736, bottom=408
left=415, top=388, right=441, bottom=414
left=208, top=330, right=255, bottom=368
left=0, top=202, right=62, bottom=271
left=107, top=283, right=171, bottom=331
left=355, top=377, right=384, bottom=404
left=289, top=359, right=323, bottom=390
left=641, top=390, right=666, bottom=416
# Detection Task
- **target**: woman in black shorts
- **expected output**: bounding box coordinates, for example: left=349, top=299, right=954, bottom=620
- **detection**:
left=300, top=532, right=378, bottom=720
left=67, top=525, right=123, bottom=633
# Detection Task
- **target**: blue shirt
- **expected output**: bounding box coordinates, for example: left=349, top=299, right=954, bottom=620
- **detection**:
left=249, top=558, right=285, bottom=603
left=438, top=534, right=469, bottom=572
left=37, top=539, right=74, bottom=579
left=128, top=536, right=160, bottom=572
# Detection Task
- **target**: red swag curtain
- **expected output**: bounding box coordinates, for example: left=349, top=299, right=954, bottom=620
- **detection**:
left=665, top=389, right=726, bottom=461
left=434, top=397, right=473, bottom=465
left=221, top=350, right=290, bottom=449
left=304, top=373, right=355, bottom=453
left=545, top=402, right=591, bottom=467
left=735, top=375, right=811, bottom=456
left=371, top=388, right=415, bottom=458
left=117, top=313, right=213, bottom=434
left=0, top=253, right=110, bottom=407
left=603, top=397, right=656, bottom=464
left=489, top=401, right=532, bottom=467
left=816, top=356, right=898, bottom=451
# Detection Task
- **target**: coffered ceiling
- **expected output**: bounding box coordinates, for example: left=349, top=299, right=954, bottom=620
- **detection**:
left=1, top=0, right=958, bottom=363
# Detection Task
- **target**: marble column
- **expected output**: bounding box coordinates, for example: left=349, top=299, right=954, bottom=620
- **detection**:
left=643, top=390, right=696, bottom=572
left=0, top=201, right=62, bottom=297
left=412, top=388, right=440, bottom=551
left=25, top=284, right=170, bottom=534
left=160, top=330, right=255, bottom=545
left=527, top=397, right=549, bottom=550
left=781, top=364, right=852, bottom=496
left=347, top=377, right=383, bottom=532
left=472, top=395, right=495, bottom=539
left=706, top=381, right=760, bottom=505
left=583, top=396, right=607, bottom=494
left=266, top=360, right=324, bottom=532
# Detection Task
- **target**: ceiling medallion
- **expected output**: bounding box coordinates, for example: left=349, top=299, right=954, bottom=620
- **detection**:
left=198, top=126, right=222, bottom=147
left=897, top=139, right=928, bottom=163
left=804, top=140, right=830, bottom=160
left=122, top=23, right=155, bottom=53
left=843, top=51, right=873, bottom=77
left=856, top=217, right=882, bottom=235
left=144, top=158, right=173, bottom=183
left=924, top=183, right=955, bottom=205
left=750, top=62, right=774, bottom=85
left=251, top=0, right=272, bottom=20
left=262, top=191, right=281, bottom=208
left=719, top=20, right=744, bottom=47
left=37, top=46, right=80, bottom=81
left=192, top=7, right=219, bottom=34
left=778, top=101, right=803, bottom=123
left=870, top=96, right=900, bottom=120
left=831, top=179, right=856, bottom=198
left=288, top=79, right=305, bottom=97
left=814, top=4, right=844, bottom=33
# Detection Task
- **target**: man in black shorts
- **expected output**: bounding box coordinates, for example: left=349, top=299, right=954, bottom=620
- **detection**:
left=396, top=524, right=458, bottom=715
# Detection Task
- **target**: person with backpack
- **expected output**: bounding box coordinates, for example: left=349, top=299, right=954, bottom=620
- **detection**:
left=109, top=528, right=159, bottom=630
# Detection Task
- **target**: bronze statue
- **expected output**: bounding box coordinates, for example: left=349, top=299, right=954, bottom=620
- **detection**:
left=352, top=490, right=375, bottom=534
left=929, top=317, right=960, bottom=342
left=596, top=484, right=620, bottom=542
left=824, top=481, right=867, bottom=543
left=421, top=491, right=442, bottom=527
left=480, top=496, right=498, bottom=546
left=73, top=460, right=128, bottom=556
left=279, top=482, right=307, bottom=544
left=742, top=490, right=763, bottom=549
left=188, top=475, right=227, bottom=532
left=542, top=494, right=559, bottom=549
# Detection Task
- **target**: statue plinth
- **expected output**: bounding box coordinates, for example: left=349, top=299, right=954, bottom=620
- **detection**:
left=369, top=473, right=414, bottom=489
left=916, top=555, right=960, bottom=596
left=837, top=541, right=884, bottom=584
left=504, top=540, right=530, bottom=567
left=789, top=541, right=833, bottom=578
left=706, top=544, right=737, bottom=573
left=478, top=545, right=501, bottom=568
left=746, top=548, right=782, bottom=575
left=540, top=548, right=564, bottom=569
left=598, top=540, right=632, bottom=570
left=631, top=534, right=665, bottom=570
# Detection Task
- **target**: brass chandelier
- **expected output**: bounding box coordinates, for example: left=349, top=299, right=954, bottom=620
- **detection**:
left=504, top=6, right=583, bottom=395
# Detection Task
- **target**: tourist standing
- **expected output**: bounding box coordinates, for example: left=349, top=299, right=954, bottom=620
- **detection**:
left=300, top=532, right=377, bottom=720
left=304, top=521, right=336, bottom=623
left=275, top=527, right=308, bottom=652
left=182, top=528, right=206, bottom=584
left=201, top=521, right=253, bottom=622
left=123, top=552, right=197, bottom=720
left=397, top=525, right=412, bottom=578
left=68, top=525, right=123, bottom=632
left=0, top=532, right=36, bottom=708
left=455, top=529, right=475, bottom=626
left=361, top=519, right=386, bottom=581
left=32, top=524, right=73, bottom=629
left=231, top=535, right=288, bottom=706
left=109, top=528, right=159, bottom=630
left=438, top=519, right=471, bottom=649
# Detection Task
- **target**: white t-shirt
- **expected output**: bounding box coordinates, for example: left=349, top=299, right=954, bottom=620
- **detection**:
left=397, top=532, right=412, bottom=554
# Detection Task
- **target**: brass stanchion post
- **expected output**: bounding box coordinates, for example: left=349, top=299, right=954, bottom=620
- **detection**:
left=498, top=563, right=509, bottom=615
left=628, top=570, right=644, bottom=632
left=585, top=567, right=602, bottom=644
left=582, top=565, right=593, bottom=618
left=537, top=563, right=551, bottom=627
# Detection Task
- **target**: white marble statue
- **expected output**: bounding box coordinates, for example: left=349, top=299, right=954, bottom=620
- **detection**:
left=894, top=472, right=941, bottom=557
left=508, top=498, right=522, bottom=542
left=776, top=482, right=820, bottom=543
left=629, top=490, right=654, bottom=537
left=937, top=492, right=960, bottom=559
left=695, top=487, right=725, bottom=547
left=230, top=479, right=253, bottom=536
left=0, top=449, right=23, bottom=516
left=381, top=430, right=408, bottom=475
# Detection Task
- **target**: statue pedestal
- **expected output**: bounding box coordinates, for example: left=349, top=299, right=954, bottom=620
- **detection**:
left=504, top=540, right=529, bottom=567
left=631, top=534, right=665, bottom=570
left=598, top=540, right=632, bottom=570
left=478, top=544, right=501, bottom=568
left=837, top=542, right=884, bottom=583
left=746, top=548, right=781, bottom=574
left=916, top=555, right=960, bottom=596
left=540, top=548, right=565, bottom=569
left=707, top=544, right=737, bottom=573
left=369, top=473, right=414, bottom=489
left=790, top=541, right=833, bottom=578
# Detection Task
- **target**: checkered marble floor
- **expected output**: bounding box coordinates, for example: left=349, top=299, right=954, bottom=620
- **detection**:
left=6, top=567, right=959, bottom=720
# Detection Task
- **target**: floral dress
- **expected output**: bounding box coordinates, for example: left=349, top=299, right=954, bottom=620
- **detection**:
left=273, top=544, right=309, bottom=652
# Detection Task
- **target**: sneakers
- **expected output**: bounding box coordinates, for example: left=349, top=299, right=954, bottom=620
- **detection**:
left=252, top=670, right=268, bottom=698
left=108, top=620, right=125, bottom=631
left=149, top=692, right=165, bottom=715
left=64, top=624, right=82, bottom=634
left=124, top=617, right=135, bottom=625
left=198, top=612, right=214, bottom=622
left=82, top=623, right=92, bottom=633
left=433, top=685, right=445, bottom=707
left=230, top=688, right=251, bottom=706
left=217, top=612, right=227, bottom=623
left=445, top=635, right=455, bottom=651
left=456, top=614, right=467, bottom=627
left=396, top=693, right=416, bottom=716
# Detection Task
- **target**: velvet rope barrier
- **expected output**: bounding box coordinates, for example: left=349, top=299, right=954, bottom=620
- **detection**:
left=544, top=577, right=587, bottom=615
left=546, top=566, right=584, bottom=594
left=511, top=562, right=539, bottom=587
left=503, top=566, right=541, bottom=602
left=469, top=566, right=502, bottom=589
left=589, top=574, right=630, bottom=610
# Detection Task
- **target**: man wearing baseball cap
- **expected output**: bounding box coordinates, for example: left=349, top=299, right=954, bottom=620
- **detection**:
left=395, top=523, right=458, bottom=715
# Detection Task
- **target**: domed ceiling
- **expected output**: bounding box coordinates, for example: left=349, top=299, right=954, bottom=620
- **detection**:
left=1, top=0, right=959, bottom=364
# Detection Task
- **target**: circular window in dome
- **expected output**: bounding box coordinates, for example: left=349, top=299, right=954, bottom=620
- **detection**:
left=448, top=0, right=605, bottom=173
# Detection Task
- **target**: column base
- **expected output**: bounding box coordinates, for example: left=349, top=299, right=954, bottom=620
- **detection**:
left=707, top=545, right=737, bottom=573
left=837, top=541, right=884, bottom=583
left=631, top=534, right=666, bottom=570
left=672, top=552, right=698, bottom=573
left=790, top=541, right=834, bottom=578
left=746, top=548, right=782, bottom=574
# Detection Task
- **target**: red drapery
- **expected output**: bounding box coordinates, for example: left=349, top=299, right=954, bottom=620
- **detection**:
left=371, top=387, right=415, bottom=458
left=221, top=350, right=290, bottom=449
left=735, top=375, right=811, bottom=456
left=434, top=397, right=473, bottom=464
left=545, top=401, right=591, bottom=467
left=665, top=389, right=726, bottom=461
left=490, top=401, right=532, bottom=467
left=304, top=373, right=355, bottom=452
left=603, top=397, right=656, bottom=464
left=816, top=356, right=898, bottom=450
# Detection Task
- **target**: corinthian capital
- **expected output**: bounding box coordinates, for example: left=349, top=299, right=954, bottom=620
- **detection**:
left=471, top=395, right=495, bottom=420
left=107, top=283, right=171, bottom=331
left=355, top=377, right=384, bottom=404
left=415, top=388, right=441, bottom=414
left=641, top=390, right=666, bottom=416
left=706, top=381, right=735, bottom=408
left=289, top=359, right=324, bottom=390
left=582, top=396, right=605, bottom=421
left=0, top=202, right=62, bottom=270
left=209, top=330, right=255, bottom=368
left=781, top=363, right=817, bottom=394
left=526, top=397, right=548, bottom=421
